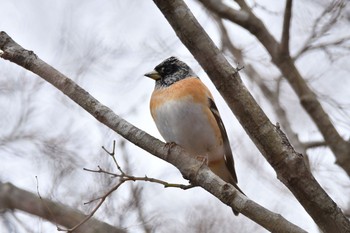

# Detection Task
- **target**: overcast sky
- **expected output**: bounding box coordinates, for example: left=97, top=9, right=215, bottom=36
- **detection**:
left=1, top=0, right=350, bottom=232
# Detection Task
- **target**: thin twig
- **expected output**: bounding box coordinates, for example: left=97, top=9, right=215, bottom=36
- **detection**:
left=63, top=141, right=193, bottom=232
left=58, top=182, right=125, bottom=232
left=83, top=166, right=118, bottom=177
left=35, top=176, right=59, bottom=230
left=83, top=166, right=193, bottom=190
left=293, top=1, right=347, bottom=60
left=102, top=140, right=125, bottom=175
left=304, top=141, right=328, bottom=149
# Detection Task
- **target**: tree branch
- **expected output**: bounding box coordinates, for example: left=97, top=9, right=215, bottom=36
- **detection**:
left=0, top=31, right=306, bottom=233
left=71, top=142, right=193, bottom=232
left=281, top=0, right=293, bottom=55
left=293, top=1, right=349, bottom=60
left=304, top=141, right=328, bottom=150
left=294, top=36, right=350, bottom=61
left=151, top=1, right=350, bottom=232
left=83, top=166, right=193, bottom=190
left=0, top=182, right=125, bottom=233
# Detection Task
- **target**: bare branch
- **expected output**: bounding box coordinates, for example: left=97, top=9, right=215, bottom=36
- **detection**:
left=294, top=1, right=349, bottom=60
left=102, top=140, right=126, bottom=175
left=234, top=0, right=251, bottom=12
left=0, top=182, right=125, bottom=233
left=0, top=31, right=307, bottom=233
left=295, top=36, right=350, bottom=61
left=60, top=182, right=125, bottom=233
left=304, top=141, right=328, bottom=150
left=280, top=0, right=293, bottom=55
left=83, top=166, right=194, bottom=190
left=251, top=1, right=280, bottom=15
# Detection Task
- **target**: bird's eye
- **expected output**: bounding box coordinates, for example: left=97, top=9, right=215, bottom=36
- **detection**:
left=163, top=66, right=173, bottom=74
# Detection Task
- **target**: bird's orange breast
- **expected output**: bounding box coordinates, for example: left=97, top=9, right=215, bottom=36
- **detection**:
left=150, top=77, right=213, bottom=118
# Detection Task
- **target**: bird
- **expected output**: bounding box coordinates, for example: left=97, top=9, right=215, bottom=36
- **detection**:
left=145, top=56, right=243, bottom=215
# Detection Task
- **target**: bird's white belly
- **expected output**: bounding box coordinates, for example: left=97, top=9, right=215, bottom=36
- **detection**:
left=153, top=99, right=221, bottom=157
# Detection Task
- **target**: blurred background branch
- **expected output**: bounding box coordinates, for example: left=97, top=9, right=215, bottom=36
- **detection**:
left=0, top=182, right=125, bottom=233
left=0, top=0, right=349, bottom=232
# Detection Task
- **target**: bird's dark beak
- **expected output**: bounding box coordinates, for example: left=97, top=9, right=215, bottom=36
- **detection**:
left=144, top=70, right=161, bottom=80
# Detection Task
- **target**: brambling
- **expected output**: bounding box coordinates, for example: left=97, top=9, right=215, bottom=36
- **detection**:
left=145, top=57, right=243, bottom=215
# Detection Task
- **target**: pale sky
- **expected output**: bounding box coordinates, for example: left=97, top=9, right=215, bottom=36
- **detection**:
left=1, top=0, right=349, bottom=232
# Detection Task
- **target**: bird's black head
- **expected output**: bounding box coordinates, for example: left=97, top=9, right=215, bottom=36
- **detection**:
left=145, top=56, right=196, bottom=87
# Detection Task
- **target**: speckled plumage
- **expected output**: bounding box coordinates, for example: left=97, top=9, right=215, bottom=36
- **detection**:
left=153, top=56, right=197, bottom=87
left=145, top=57, right=243, bottom=215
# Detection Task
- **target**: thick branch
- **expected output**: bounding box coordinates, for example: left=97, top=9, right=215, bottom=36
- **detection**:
left=0, top=31, right=305, bottom=233
left=151, top=1, right=350, bottom=233
left=0, top=182, right=125, bottom=233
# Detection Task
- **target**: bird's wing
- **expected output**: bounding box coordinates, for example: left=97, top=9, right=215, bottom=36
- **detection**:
left=208, top=97, right=238, bottom=183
